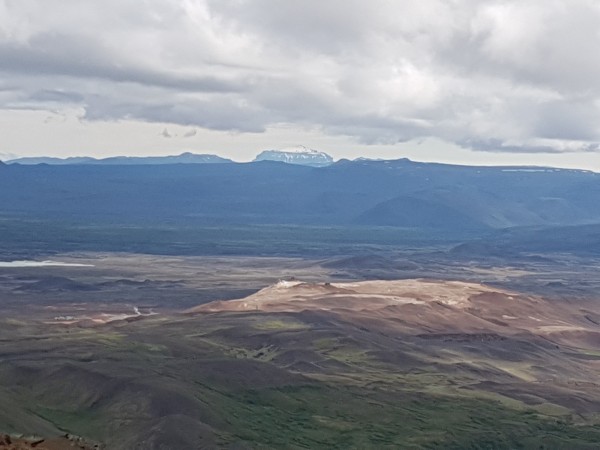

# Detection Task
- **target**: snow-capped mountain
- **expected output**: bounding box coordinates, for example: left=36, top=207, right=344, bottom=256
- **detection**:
left=253, top=145, right=334, bottom=167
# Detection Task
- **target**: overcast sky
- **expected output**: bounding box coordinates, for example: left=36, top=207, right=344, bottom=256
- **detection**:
left=2, top=0, right=600, bottom=169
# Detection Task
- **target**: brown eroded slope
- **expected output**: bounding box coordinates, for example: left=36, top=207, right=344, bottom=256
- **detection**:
left=188, top=278, right=597, bottom=340
left=0, top=434, right=98, bottom=450
left=188, top=278, right=600, bottom=415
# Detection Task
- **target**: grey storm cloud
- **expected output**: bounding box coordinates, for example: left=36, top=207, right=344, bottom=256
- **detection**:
left=1, top=0, right=600, bottom=153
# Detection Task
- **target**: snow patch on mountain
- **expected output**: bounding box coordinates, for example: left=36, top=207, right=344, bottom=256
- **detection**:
left=253, top=145, right=334, bottom=167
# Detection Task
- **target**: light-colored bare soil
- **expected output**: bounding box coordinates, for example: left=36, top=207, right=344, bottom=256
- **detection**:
left=189, top=277, right=600, bottom=359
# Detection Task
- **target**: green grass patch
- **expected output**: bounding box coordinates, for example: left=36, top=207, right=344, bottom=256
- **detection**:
left=312, top=337, right=338, bottom=351
left=326, top=347, right=373, bottom=364
left=35, top=407, right=103, bottom=441
left=253, top=319, right=308, bottom=331
left=214, top=384, right=600, bottom=449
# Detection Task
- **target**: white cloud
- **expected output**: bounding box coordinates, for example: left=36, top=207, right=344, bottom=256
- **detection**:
left=0, top=0, right=599, bottom=154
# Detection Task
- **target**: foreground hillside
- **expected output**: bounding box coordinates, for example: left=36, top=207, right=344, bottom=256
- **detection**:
left=1, top=278, right=600, bottom=449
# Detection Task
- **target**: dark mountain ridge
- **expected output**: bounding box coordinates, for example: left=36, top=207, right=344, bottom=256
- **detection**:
left=0, top=159, right=598, bottom=233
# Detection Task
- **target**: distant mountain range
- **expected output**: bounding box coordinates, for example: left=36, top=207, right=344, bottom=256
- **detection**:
left=1, top=157, right=598, bottom=234
left=5, top=152, right=232, bottom=165
left=5, top=147, right=336, bottom=167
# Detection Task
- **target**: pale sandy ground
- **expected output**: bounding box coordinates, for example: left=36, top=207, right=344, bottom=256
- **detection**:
left=190, top=278, right=600, bottom=353
left=191, top=279, right=501, bottom=312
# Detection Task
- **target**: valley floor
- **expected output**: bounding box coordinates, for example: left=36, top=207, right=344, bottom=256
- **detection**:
left=0, top=253, right=600, bottom=449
